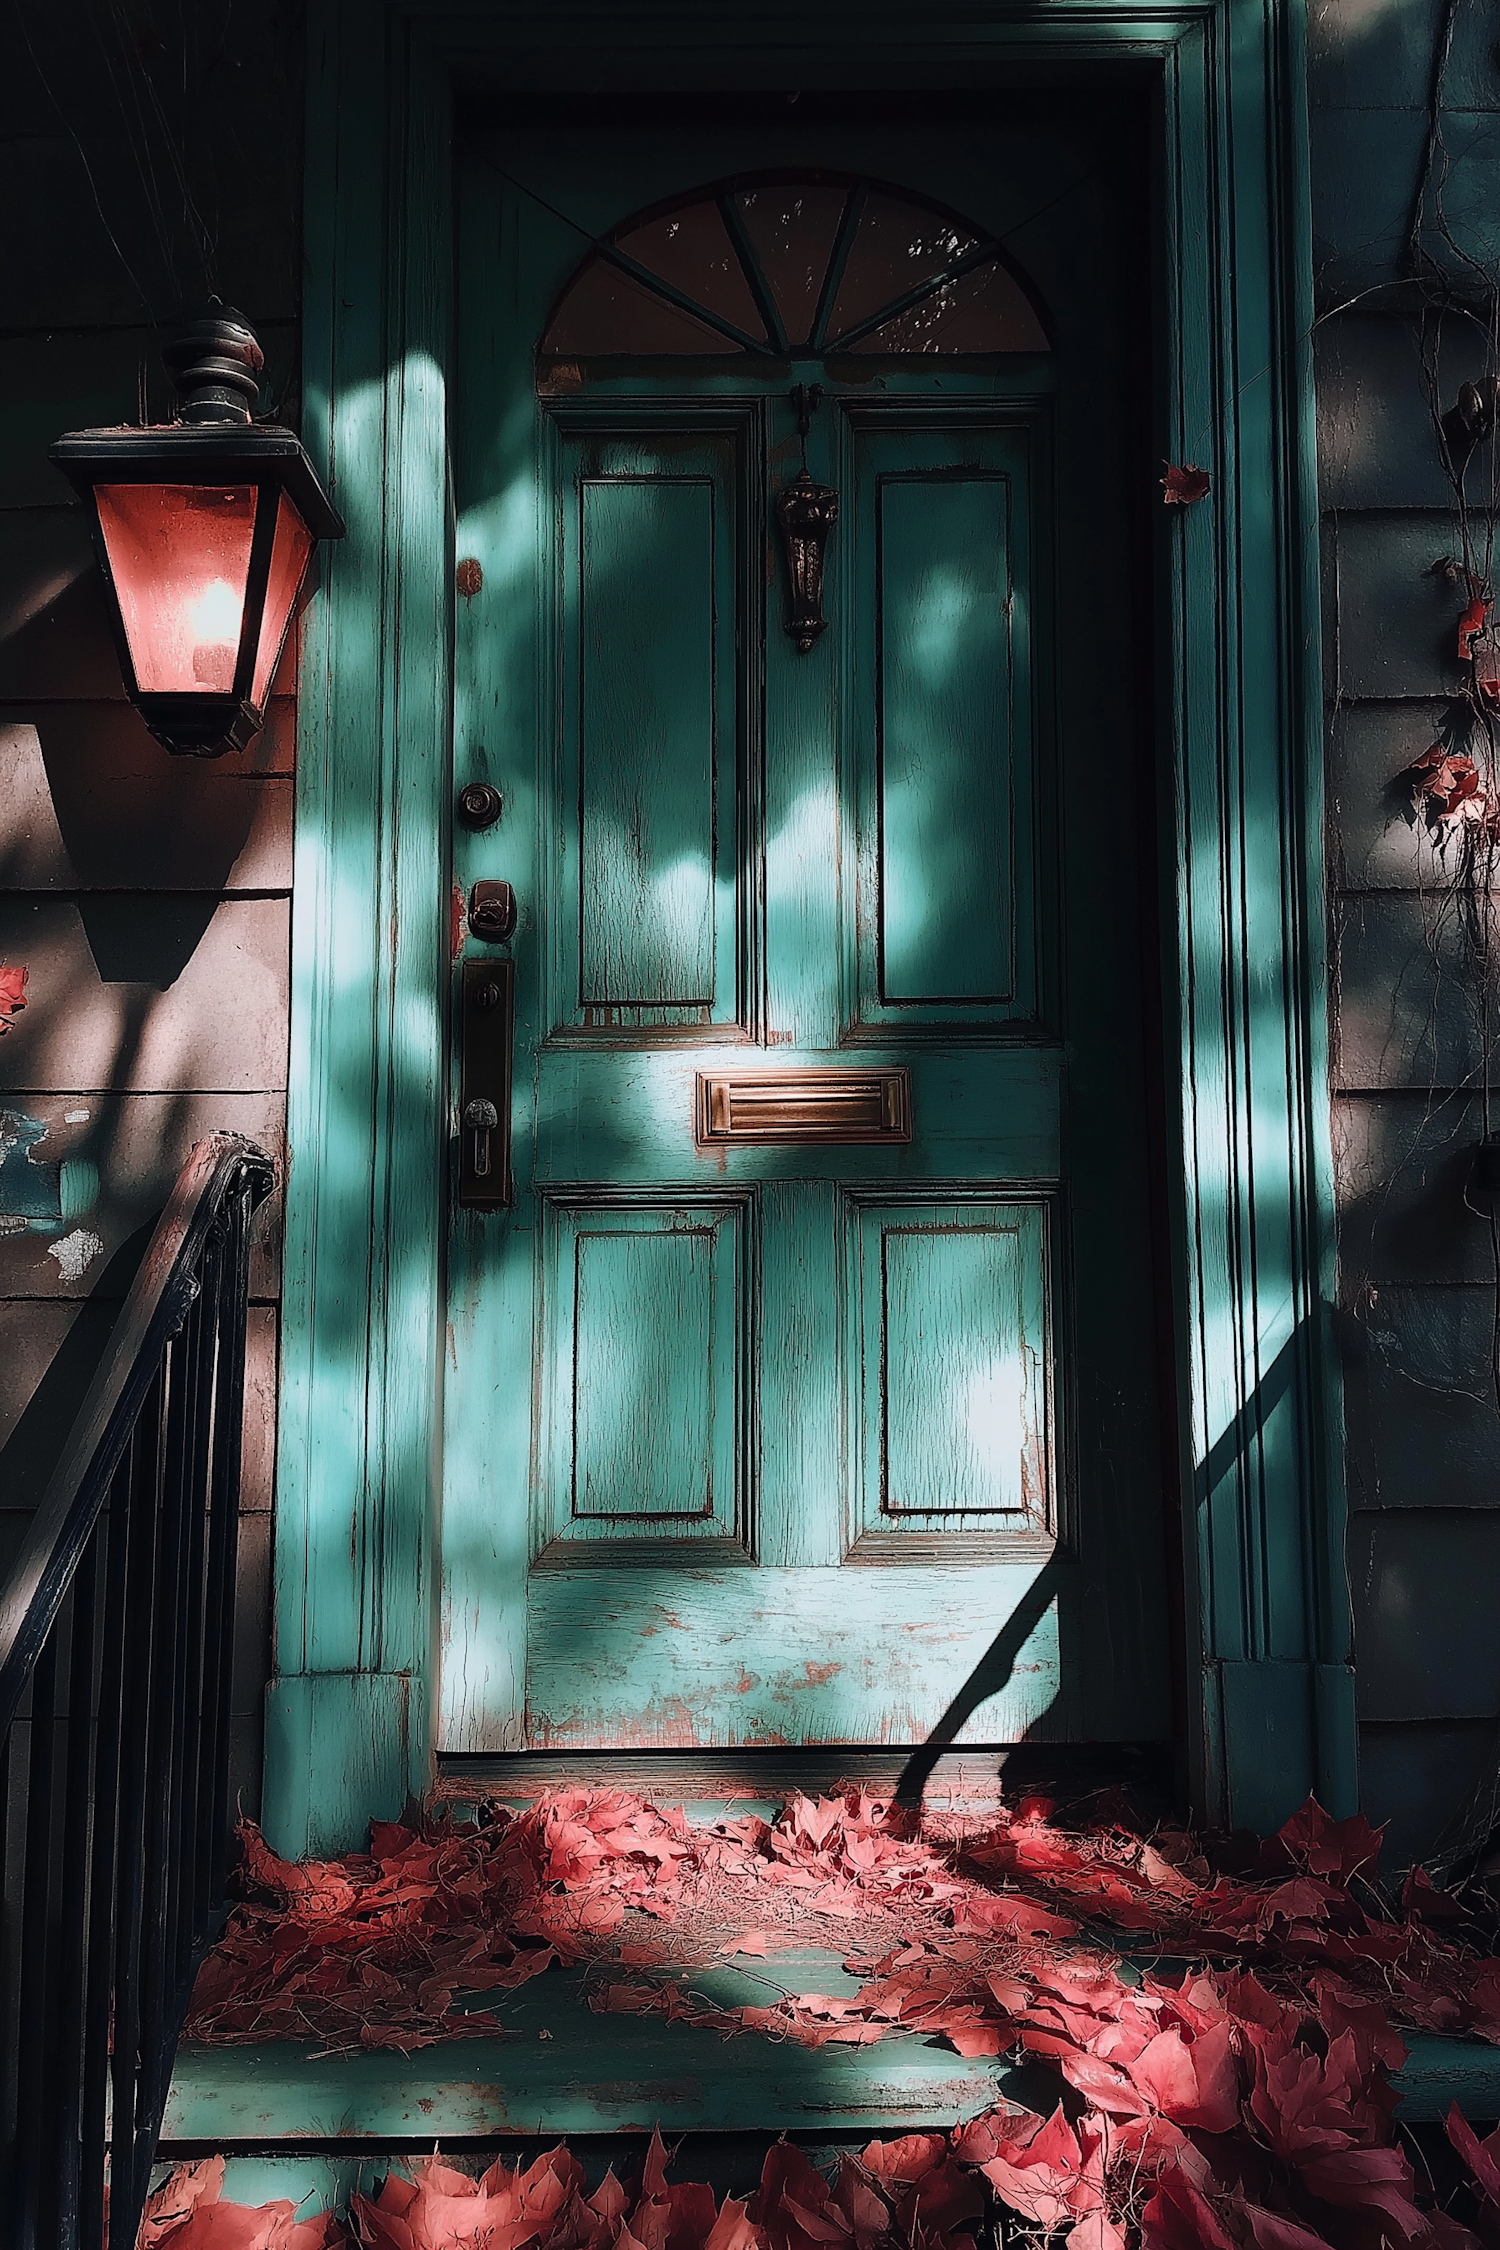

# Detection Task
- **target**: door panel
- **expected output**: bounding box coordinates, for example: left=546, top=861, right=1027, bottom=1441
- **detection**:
left=852, top=430, right=1036, bottom=1027
left=554, top=427, right=749, bottom=1034
left=525, top=1564, right=1067, bottom=1749
left=849, top=1196, right=1054, bottom=1552
left=445, top=105, right=1171, bottom=1761
left=540, top=1195, right=752, bottom=1556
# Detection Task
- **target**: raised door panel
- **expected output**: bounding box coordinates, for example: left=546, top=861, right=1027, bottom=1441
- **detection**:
left=537, top=1195, right=754, bottom=1559
left=847, top=1195, right=1058, bottom=1558
left=845, top=416, right=1043, bottom=1037
left=525, top=1563, right=1068, bottom=1748
left=552, top=423, right=750, bottom=1036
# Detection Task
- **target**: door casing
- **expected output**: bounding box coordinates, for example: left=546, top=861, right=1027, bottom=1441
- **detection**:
left=264, top=0, right=1355, bottom=1859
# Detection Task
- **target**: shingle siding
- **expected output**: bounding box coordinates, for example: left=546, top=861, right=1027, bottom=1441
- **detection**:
left=1311, top=0, right=1500, bottom=1861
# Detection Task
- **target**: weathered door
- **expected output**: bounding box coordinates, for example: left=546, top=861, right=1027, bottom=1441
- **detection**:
left=442, top=100, right=1172, bottom=1759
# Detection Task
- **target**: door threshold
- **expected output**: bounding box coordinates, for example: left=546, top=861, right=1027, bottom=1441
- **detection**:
left=434, top=1742, right=1174, bottom=1818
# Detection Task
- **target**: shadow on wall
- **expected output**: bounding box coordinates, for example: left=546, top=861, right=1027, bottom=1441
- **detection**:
left=0, top=559, right=292, bottom=1515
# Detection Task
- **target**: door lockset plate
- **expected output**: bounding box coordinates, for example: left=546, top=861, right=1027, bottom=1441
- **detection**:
left=459, top=958, right=514, bottom=1208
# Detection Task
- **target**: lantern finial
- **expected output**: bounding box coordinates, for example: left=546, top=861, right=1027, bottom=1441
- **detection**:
left=161, top=300, right=265, bottom=427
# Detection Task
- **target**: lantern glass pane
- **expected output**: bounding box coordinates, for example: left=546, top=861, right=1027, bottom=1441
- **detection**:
left=94, top=483, right=257, bottom=694
left=251, top=490, right=315, bottom=704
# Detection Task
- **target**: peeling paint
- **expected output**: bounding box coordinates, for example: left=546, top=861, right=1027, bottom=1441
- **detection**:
left=798, top=1660, right=841, bottom=1688
left=64, top=1108, right=91, bottom=1125
left=47, top=1227, right=105, bottom=1283
left=0, top=1109, right=61, bottom=1221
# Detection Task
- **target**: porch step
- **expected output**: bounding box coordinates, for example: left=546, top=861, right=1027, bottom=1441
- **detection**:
left=162, top=1947, right=1500, bottom=2150
left=163, top=1951, right=1038, bottom=2145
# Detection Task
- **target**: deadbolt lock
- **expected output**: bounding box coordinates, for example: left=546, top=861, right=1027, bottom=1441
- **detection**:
left=469, top=879, right=516, bottom=942
left=458, top=782, right=503, bottom=830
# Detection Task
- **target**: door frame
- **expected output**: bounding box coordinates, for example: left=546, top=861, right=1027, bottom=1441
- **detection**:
left=265, top=0, right=1355, bottom=1858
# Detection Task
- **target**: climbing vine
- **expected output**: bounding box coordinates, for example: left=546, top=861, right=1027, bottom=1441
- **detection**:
left=1342, top=0, right=1500, bottom=1879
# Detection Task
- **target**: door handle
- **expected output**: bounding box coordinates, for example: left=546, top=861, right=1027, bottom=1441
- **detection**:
left=463, top=1098, right=499, bottom=1178
left=458, top=960, right=514, bottom=1209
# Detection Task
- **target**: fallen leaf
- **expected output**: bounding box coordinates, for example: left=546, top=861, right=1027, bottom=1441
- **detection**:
left=1460, top=595, right=1492, bottom=662
left=0, top=964, right=26, bottom=1036
left=1161, top=463, right=1211, bottom=506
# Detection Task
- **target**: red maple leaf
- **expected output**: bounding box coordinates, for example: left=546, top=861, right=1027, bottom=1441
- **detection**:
left=1276, top=1798, right=1383, bottom=1880
left=1161, top=463, right=1212, bottom=506
left=0, top=964, right=26, bottom=1036
left=139, top=2157, right=347, bottom=2247
left=966, top=2105, right=1111, bottom=2229
left=1400, top=745, right=1488, bottom=828
left=1459, top=595, right=1492, bottom=662
left=1140, top=2160, right=1236, bottom=2250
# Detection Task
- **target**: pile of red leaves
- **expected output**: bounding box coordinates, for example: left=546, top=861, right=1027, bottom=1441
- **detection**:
left=180, top=1790, right=1500, bottom=2245
left=137, top=2154, right=343, bottom=2246
left=139, top=2130, right=983, bottom=2250
left=188, top=1791, right=1500, bottom=2059
left=139, top=2105, right=1500, bottom=2250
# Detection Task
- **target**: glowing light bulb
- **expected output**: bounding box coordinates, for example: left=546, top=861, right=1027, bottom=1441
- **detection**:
left=190, top=577, right=242, bottom=689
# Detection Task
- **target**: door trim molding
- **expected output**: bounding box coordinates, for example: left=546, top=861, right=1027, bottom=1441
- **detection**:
left=268, top=0, right=1353, bottom=1855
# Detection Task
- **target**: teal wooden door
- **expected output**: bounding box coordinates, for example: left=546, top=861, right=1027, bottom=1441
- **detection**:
left=443, top=104, right=1172, bottom=1758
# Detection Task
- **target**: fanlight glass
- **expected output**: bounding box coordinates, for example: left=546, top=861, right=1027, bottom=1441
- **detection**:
left=94, top=483, right=313, bottom=704
left=541, top=174, right=1051, bottom=362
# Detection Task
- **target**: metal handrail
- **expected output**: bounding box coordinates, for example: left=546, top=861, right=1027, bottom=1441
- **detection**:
left=0, top=1133, right=275, bottom=2250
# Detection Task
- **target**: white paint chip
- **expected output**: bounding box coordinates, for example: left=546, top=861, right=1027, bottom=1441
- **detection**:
left=64, top=1108, right=91, bottom=1125
left=47, top=1228, right=105, bottom=1283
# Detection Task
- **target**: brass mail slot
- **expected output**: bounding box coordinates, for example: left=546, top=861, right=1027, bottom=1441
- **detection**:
left=695, top=1067, right=912, bottom=1145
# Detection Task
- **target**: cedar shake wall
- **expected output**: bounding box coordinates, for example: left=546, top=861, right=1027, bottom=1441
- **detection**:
left=1311, top=0, right=1500, bottom=1861
left=0, top=3, right=303, bottom=1818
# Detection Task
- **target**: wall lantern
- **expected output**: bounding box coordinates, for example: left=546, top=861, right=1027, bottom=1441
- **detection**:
left=49, top=303, right=344, bottom=757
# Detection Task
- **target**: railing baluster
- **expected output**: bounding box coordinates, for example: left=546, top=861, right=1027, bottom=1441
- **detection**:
left=111, top=1370, right=164, bottom=2245
left=136, top=1329, right=191, bottom=2176
left=51, top=1535, right=102, bottom=2248
left=81, top=1461, right=132, bottom=2250
left=0, top=1725, right=16, bottom=2226
left=170, top=1234, right=220, bottom=1998
left=14, top=1632, right=60, bottom=2248
left=204, top=1188, right=254, bottom=1909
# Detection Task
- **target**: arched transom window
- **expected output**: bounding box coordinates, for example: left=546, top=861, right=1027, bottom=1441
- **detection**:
left=539, top=174, right=1051, bottom=364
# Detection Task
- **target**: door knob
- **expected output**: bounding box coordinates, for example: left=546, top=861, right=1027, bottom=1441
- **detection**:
left=463, top=1097, right=499, bottom=1179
